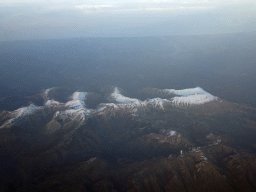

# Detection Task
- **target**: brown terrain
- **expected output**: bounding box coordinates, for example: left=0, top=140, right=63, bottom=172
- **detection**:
left=0, top=87, right=256, bottom=192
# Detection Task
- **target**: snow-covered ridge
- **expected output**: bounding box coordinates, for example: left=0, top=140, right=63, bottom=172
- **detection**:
left=109, top=88, right=170, bottom=110
left=65, top=100, right=85, bottom=109
left=44, top=91, right=91, bottom=122
left=165, top=87, right=211, bottom=97
left=1, top=104, right=43, bottom=127
left=146, top=98, right=169, bottom=109
left=45, top=91, right=88, bottom=109
left=45, top=100, right=61, bottom=107
left=97, top=103, right=118, bottom=111
left=44, top=86, right=216, bottom=111
left=12, top=104, right=41, bottom=118
left=110, top=87, right=216, bottom=107
left=172, top=94, right=216, bottom=106
left=57, top=91, right=90, bottom=121
left=44, top=87, right=61, bottom=108
left=2, top=86, right=217, bottom=128
left=65, top=91, right=88, bottom=109
left=56, top=108, right=92, bottom=122
left=165, top=87, right=216, bottom=106
left=111, top=88, right=141, bottom=105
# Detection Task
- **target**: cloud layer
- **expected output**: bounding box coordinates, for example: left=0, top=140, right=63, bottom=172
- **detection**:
left=0, top=0, right=255, bottom=40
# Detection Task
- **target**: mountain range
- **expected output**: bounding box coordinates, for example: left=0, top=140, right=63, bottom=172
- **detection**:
left=1, top=85, right=256, bottom=191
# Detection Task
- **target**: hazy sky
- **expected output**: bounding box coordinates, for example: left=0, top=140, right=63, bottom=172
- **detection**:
left=0, top=0, right=256, bottom=41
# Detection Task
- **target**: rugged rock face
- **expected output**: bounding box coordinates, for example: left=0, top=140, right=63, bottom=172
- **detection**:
left=0, top=86, right=256, bottom=192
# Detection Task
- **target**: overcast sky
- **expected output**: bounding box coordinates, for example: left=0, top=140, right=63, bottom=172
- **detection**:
left=0, top=0, right=256, bottom=41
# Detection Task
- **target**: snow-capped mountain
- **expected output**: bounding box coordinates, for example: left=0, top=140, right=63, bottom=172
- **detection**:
left=0, top=85, right=256, bottom=192
left=109, top=86, right=217, bottom=108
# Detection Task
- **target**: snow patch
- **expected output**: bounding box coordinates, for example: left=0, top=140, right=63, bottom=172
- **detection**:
left=45, top=100, right=61, bottom=107
left=167, top=131, right=176, bottom=136
left=54, top=111, right=60, bottom=117
left=72, top=92, right=88, bottom=100
left=57, top=108, right=92, bottom=121
left=209, top=140, right=221, bottom=146
left=147, top=98, right=169, bottom=109
left=97, top=103, right=118, bottom=111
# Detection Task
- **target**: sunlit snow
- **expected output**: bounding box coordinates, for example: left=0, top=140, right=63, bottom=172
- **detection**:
left=165, top=87, right=216, bottom=106
left=45, top=100, right=61, bottom=107
left=167, top=131, right=176, bottom=136
left=57, top=108, right=92, bottom=121
left=111, top=87, right=141, bottom=105
left=58, top=91, right=91, bottom=121
left=12, top=104, right=41, bottom=118
left=147, top=98, right=169, bottom=109
left=111, top=87, right=216, bottom=107
left=172, top=93, right=216, bottom=106
left=5, top=86, right=219, bottom=128
left=72, top=92, right=88, bottom=100
left=97, top=103, right=118, bottom=111
left=2, top=104, right=42, bottom=127
left=65, top=100, right=85, bottom=109
left=110, top=88, right=171, bottom=110
left=165, top=87, right=210, bottom=97
left=64, top=91, right=88, bottom=109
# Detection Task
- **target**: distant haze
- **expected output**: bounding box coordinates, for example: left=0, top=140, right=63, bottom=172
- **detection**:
left=0, top=0, right=256, bottom=41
